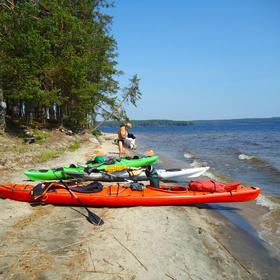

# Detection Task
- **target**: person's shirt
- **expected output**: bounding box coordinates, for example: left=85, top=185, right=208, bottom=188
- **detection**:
left=118, top=125, right=128, bottom=139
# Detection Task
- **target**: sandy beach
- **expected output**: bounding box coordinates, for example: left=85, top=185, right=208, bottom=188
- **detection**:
left=0, top=132, right=271, bottom=280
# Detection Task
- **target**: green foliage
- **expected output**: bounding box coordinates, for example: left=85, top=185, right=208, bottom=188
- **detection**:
left=14, top=145, right=29, bottom=154
left=68, top=138, right=81, bottom=152
left=33, top=130, right=50, bottom=142
left=0, top=1, right=141, bottom=132
left=123, top=75, right=142, bottom=107
left=38, top=148, right=60, bottom=162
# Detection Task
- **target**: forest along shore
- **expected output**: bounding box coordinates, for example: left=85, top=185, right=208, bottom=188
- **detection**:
left=0, top=132, right=264, bottom=280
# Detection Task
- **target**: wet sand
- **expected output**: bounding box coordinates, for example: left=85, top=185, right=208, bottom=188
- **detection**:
left=124, top=137, right=280, bottom=279
left=0, top=133, right=273, bottom=279
left=151, top=148, right=280, bottom=279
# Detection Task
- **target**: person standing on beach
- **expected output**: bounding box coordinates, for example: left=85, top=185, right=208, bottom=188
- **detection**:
left=118, top=122, right=133, bottom=158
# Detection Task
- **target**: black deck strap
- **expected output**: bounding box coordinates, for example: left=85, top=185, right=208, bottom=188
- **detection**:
left=0, top=184, right=18, bottom=191
left=124, top=156, right=132, bottom=160
left=31, top=181, right=79, bottom=199
left=127, top=169, right=134, bottom=177
left=91, top=169, right=101, bottom=173
left=130, top=182, right=145, bottom=191
left=165, top=168, right=181, bottom=172
left=210, top=180, right=217, bottom=193
left=84, top=166, right=101, bottom=174
left=58, top=180, right=79, bottom=187
left=69, top=182, right=103, bottom=193
left=84, top=167, right=94, bottom=174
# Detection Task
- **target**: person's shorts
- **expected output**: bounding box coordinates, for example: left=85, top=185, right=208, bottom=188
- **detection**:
left=113, top=139, right=124, bottom=145
left=123, top=138, right=136, bottom=150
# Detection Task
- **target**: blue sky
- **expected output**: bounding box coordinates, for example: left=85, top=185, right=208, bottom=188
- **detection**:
left=109, top=0, right=280, bottom=120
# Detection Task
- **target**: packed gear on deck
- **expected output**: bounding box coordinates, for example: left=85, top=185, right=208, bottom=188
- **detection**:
left=188, top=180, right=240, bottom=192
left=145, top=165, right=160, bottom=188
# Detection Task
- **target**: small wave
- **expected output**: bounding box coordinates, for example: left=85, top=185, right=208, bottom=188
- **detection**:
left=238, top=154, right=255, bottom=160
left=204, top=170, right=219, bottom=180
left=189, top=160, right=219, bottom=180
left=238, top=153, right=280, bottom=179
left=256, top=194, right=280, bottom=210
left=189, top=159, right=234, bottom=182
left=242, top=140, right=261, bottom=146
left=183, top=152, right=193, bottom=159
left=190, top=160, right=199, bottom=167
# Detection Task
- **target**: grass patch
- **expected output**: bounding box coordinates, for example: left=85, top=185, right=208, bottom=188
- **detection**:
left=37, top=138, right=81, bottom=162
left=68, top=139, right=81, bottom=152
left=38, top=149, right=61, bottom=162
left=15, top=145, right=29, bottom=153
left=34, top=129, right=50, bottom=143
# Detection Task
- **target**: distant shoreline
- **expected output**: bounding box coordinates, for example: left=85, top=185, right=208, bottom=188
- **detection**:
left=101, top=119, right=194, bottom=127
left=100, top=117, right=279, bottom=127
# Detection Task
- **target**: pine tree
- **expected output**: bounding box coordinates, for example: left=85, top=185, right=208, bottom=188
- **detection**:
left=0, top=0, right=141, bottom=131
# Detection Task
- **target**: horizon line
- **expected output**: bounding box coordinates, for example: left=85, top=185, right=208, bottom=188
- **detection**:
left=127, top=116, right=280, bottom=122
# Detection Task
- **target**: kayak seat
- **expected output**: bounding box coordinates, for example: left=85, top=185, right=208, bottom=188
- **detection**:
left=52, top=168, right=64, bottom=172
left=69, top=182, right=103, bottom=193
left=32, top=183, right=45, bottom=197
left=31, top=182, right=103, bottom=199
left=124, top=155, right=140, bottom=160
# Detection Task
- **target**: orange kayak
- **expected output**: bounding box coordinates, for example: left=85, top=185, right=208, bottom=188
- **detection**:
left=0, top=183, right=260, bottom=207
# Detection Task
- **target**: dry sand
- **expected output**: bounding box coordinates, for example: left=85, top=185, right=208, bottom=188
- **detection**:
left=0, top=133, right=261, bottom=280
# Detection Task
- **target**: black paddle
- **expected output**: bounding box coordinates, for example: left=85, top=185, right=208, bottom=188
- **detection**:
left=31, top=181, right=104, bottom=225
left=59, top=180, right=104, bottom=225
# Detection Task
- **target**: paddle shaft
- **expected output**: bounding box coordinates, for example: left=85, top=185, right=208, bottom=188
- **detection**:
left=61, top=182, right=104, bottom=225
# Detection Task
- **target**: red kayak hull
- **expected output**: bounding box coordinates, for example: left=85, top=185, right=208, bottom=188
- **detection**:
left=0, top=184, right=261, bottom=207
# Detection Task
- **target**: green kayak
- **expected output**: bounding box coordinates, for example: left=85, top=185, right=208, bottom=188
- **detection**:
left=24, top=155, right=158, bottom=181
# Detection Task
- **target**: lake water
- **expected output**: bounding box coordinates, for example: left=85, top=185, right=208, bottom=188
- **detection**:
left=102, top=118, right=280, bottom=277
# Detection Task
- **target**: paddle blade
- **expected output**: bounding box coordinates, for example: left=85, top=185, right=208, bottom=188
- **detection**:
left=87, top=209, right=104, bottom=225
